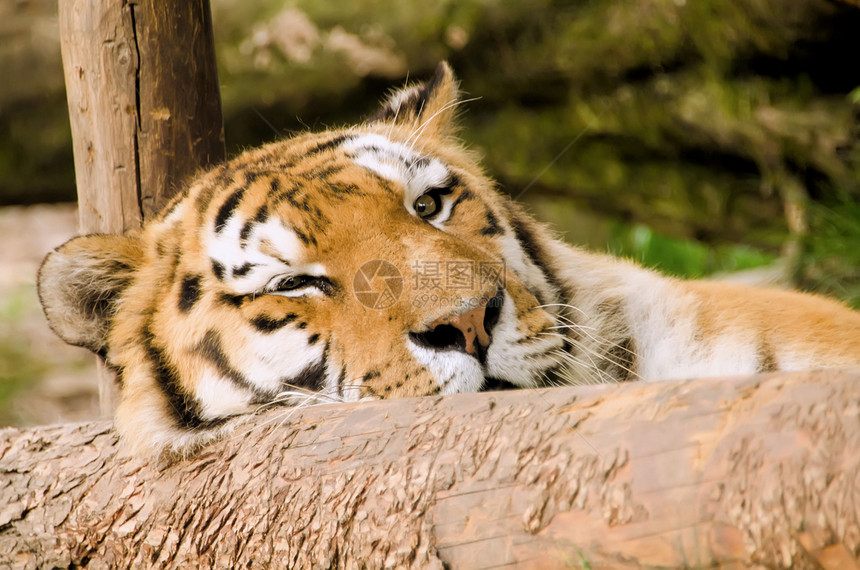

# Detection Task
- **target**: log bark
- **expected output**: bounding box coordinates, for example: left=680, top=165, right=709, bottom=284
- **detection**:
left=2, top=369, right=859, bottom=569
left=58, top=0, right=225, bottom=416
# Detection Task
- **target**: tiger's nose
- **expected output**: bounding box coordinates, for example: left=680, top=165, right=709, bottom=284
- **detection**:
left=409, top=292, right=503, bottom=361
left=428, top=305, right=491, bottom=356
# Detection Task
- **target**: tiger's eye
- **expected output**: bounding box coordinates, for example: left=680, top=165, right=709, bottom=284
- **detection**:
left=414, top=193, right=440, bottom=218
left=276, top=275, right=308, bottom=291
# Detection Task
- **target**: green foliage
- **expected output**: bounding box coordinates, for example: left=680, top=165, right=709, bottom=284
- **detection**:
left=523, top=195, right=776, bottom=280
left=607, top=223, right=775, bottom=278
left=799, top=196, right=860, bottom=309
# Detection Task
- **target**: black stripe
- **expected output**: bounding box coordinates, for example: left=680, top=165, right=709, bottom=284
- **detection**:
left=178, top=274, right=202, bottom=313
left=480, top=209, right=504, bottom=236
left=142, top=324, right=218, bottom=430
left=307, top=333, right=320, bottom=345
left=507, top=208, right=564, bottom=302
left=282, top=358, right=326, bottom=392
left=211, top=260, right=226, bottom=281
left=372, top=88, right=419, bottom=122
left=195, top=167, right=231, bottom=219
left=194, top=329, right=270, bottom=398
left=326, top=181, right=363, bottom=196
left=758, top=343, right=778, bottom=372
left=412, top=156, right=431, bottom=170
left=165, top=247, right=181, bottom=286
left=218, top=292, right=247, bottom=308
left=300, top=164, right=345, bottom=181
left=307, top=206, right=330, bottom=231
left=447, top=188, right=474, bottom=220
left=293, top=226, right=317, bottom=246
left=253, top=204, right=269, bottom=225
left=414, top=64, right=446, bottom=117
left=271, top=186, right=311, bottom=211
left=239, top=220, right=254, bottom=246
left=250, top=312, right=298, bottom=333
left=337, top=365, right=347, bottom=400
left=305, top=135, right=350, bottom=157
left=362, top=385, right=382, bottom=398
left=599, top=337, right=637, bottom=383
left=355, top=175, right=390, bottom=196
left=214, top=188, right=246, bottom=233
left=232, top=263, right=255, bottom=277
left=211, top=164, right=234, bottom=187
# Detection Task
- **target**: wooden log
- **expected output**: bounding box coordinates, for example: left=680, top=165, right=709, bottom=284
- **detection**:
left=58, top=0, right=225, bottom=416
left=2, top=369, right=858, bottom=568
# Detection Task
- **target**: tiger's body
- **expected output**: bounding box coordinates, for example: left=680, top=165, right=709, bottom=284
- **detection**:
left=39, top=63, right=860, bottom=454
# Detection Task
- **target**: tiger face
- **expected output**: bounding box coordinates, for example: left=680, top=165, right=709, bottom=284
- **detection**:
left=39, top=63, right=567, bottom=452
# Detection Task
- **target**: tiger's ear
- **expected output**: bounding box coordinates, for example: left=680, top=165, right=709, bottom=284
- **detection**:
left=370, top=61, right=461, bottom=138
left=38, top=234, right=143, bottom=355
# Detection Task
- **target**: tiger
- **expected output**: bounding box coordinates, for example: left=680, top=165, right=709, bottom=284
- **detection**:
left=38, top=62, right=860, bottom=455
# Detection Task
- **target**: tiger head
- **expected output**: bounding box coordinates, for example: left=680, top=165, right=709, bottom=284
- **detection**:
left=38, top=63, right=567, bottom=453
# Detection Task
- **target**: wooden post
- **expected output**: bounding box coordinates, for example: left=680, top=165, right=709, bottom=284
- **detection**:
left=58, top=0, right=225, bottom=416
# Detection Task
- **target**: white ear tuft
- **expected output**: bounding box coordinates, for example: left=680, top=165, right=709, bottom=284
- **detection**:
left=38, top=234, right=143, bottom=354
left=369, top=61, right=461, bottom=138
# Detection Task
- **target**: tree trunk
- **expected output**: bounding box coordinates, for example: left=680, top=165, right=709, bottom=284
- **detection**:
left=2, top=369, right=858, bottom=569
left=58, top=0, right=225, bottom=417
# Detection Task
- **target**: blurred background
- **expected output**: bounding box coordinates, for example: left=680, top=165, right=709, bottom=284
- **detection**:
left=2, top=0, right=858, bottom=426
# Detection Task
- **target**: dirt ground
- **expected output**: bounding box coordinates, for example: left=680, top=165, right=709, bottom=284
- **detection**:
left=0, top=203, right=99, bottom=427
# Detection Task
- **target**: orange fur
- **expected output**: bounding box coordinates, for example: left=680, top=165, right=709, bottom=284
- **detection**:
left=683, top=280, right=860, bottom=367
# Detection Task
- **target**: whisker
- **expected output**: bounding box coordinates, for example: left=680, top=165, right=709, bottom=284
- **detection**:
left=546, top=348, right=612, bottom=385
left=405, top=97, right=480, bottom=149
left=547, top=323, right=600, bottom=333
left=545, top=312, right=640, bottom=361
left=536, top=302, right=591, bottom=319
left=551, top=325, right=640, bottom=362
left=541, top=331, right=641, bottom=382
